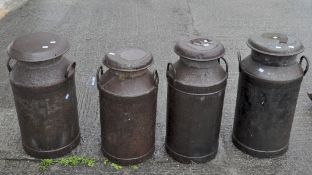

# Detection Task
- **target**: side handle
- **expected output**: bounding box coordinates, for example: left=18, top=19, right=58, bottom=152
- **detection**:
left=65, top=62, right=76, bottom=78
left=237, top=51, right=242, bottom=72
left=153, top=70, right=159, bottom=86
left=166, top=63, right=176, bottom=79
left=219, top=57, right=228, bottom=74
left=299, top=55, right=309, bottom=76
left=96, top=66, right=103, bottom=84
left=7, top=57, right=14, bottom=72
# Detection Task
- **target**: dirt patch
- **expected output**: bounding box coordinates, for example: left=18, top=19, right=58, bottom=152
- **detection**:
left=0, top=0, right=28, bottom=19
left=0, top=8, right=8, bottom=18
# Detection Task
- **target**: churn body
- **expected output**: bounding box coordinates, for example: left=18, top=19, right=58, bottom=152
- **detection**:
left=166, top=38, right=228, bottom=163
left=97, top=48, right=158, bottom=165
left=8, top=32, right=80, bottom=158
left=233, top=33, right=309, bottom=158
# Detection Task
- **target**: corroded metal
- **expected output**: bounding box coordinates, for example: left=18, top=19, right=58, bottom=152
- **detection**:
left=233, top=33, right=309, bottom=158
left=166, top=37, right=228, bottom=163
left=97, top=48, right=158, bottom=165
left=7, top=32, right=80, bottom=158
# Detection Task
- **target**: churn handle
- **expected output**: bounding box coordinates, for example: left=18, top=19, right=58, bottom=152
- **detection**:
left=219, top=57, right=229, bottom=73
left=153, top=70, right=159, bottom=85
left=166, top=63, right=176, bottom=79
left=65, top=62, right=76, bottom=78
left=7, top=57, right=13, bottom=72
left=237, top=51, right=242, bottom=72
left=96, top=66, right=103, bottom=84
left=299, top=55, right=309, bottom=76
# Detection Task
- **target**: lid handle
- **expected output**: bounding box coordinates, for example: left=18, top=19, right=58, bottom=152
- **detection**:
left=267, top=33, right=288, bottom=43
left=299, top=55, right=309, bottom=76
left=191, top=38, right=212, bottom=47
left=277, top=34, right=288, bottom=44
left=65, top=62, right=76, bottom=78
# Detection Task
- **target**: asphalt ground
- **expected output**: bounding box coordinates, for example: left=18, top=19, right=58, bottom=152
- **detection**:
left=0, top=0, right=312, bottom=174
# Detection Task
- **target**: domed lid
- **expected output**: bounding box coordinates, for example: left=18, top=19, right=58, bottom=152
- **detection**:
left=174, top=37, right=225, bottom=61
left=247, top=33, right=304, bottom=56
left=103, top=48, right=153, bottom=71
left=7, top=32, right=70, bottom=62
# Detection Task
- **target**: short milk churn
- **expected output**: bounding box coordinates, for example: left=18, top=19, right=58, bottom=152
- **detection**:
left=7, top=32, right=80, bottom=158
left=233, top=33, right=309, bottom=158
left=166, top=37, right=228, bottom=163
left=97, top=48, right=158, bottom=165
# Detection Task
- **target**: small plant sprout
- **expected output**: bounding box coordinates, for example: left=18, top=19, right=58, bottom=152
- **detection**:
left=111, top=163, right=123, bottom=170
left=103, top=159, right=110, bottom=166
left=83, top=157, right=95, bottom=167
left=39, top=159, right=55, bottom=172
left=131, top=165, right=139, bottom=170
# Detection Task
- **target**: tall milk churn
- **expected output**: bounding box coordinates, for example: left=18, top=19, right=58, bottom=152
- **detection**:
left=166, top=37, right=228, bottom=163
left=233, top=33, right=309, bottom=158
left=7, top=32, right=80, bottom=158
left=97, top=48, right=158, bottom=165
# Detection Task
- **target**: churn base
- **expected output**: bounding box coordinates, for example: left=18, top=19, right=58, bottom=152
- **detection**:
left=23, top=134, right=80, bottom=159
left=102, top=147, right=154, bottom=166
left=232, top=134, right=288, bottom=158
left=165, top=144, right=217, bottom=164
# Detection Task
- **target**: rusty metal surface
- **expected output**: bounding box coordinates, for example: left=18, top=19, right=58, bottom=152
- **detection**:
left=8, top=32, right=80, bottom=158
left=166, top=38, right=228, bottom=163
left=97, top=48, right=158, bottom=165
left=233, top=33, right=309, bottom=158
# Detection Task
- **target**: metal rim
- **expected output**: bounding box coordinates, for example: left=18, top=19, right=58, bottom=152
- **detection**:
left=103, top=47, right=154, bottom=72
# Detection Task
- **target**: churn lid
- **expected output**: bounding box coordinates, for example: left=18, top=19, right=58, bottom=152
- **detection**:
left=247, top=33, right=304, bottom=56
left=174, top=37, right=225, bottom=61
left=7, top=32, right=70, bottom=62
left=103, top=48, right=153, bottom=71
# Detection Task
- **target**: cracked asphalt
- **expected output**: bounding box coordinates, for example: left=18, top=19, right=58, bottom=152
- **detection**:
left=1, top=0, right=312, bottom=174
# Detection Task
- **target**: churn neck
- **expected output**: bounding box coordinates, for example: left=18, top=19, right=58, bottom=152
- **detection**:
left=109, top=69, right=148, bottom=79
left=19, top=56, right=63, bottom=67
left=251, top=51, right=298, bottom=66
left=179, top=56, right=220, bottom=68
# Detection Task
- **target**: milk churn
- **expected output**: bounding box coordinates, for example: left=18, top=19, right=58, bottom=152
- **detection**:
left=7, top=32, right=80, bottom=158
left=233, top=33, right=309, bottom=158
left=97, top=48, right=158, bottom=165
left=166, top=37, right=228, bottom=163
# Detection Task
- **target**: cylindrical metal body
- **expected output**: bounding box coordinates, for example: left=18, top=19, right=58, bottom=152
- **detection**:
left=166, top=37, right=228, bottom=163
left=97, top=48, right=158, bottom=165
left=233, top=33, right=309, bottom=158
left=7, top=32, right=80, bottom=158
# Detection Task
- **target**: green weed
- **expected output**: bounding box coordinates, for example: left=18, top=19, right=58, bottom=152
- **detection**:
left=111, top=163, right=123, bottom=170
left=131, top=165, right=139, bottom=170
left=103, top=159, right=110, bottom=166
left=39, top=156, right=95, bottom=172
left=39, top=159, right=55, bottom=172
left=58, top=156, right=95, bottom=167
